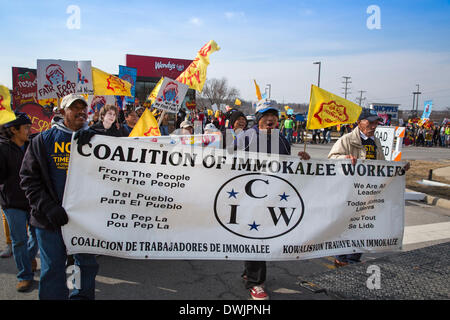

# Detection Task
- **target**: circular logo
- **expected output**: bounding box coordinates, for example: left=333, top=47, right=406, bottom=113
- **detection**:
left=214, top=173, right=304, bottom=239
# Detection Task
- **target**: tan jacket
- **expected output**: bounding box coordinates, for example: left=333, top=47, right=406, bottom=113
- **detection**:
left=328, top=126, right=385, bottom=160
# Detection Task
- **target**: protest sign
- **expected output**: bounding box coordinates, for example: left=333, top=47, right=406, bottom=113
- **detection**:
left=62, top=135, right=405, bottom=261
left=76, top=61, right=94, bottom=95
left=37, top=59, right=78, bottom=99
left=375, top=126, right=405, bottom=161
left=87, top=95, right=116, bottom=115
left=15, top=102, right=53, bottom=134
left=12, top=67, right=38, bottom=108
left=152, top=77, right=189, bottom=113
left=118, top=65, right=137, bottom=104
left=421, top=100, right=432, bottom=120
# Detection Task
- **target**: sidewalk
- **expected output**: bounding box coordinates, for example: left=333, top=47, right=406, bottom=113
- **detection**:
left=418, top=165, right=450, bottom=210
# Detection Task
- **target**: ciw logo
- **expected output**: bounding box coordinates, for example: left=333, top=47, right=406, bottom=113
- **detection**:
left=214, top=173, right=304, bottom=239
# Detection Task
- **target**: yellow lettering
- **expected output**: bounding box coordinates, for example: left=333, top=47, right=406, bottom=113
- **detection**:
left=54, top=142, right=65, bottom=153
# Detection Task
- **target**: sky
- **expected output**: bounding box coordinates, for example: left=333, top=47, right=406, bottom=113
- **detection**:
left=1, top=0, right=450, bottom=110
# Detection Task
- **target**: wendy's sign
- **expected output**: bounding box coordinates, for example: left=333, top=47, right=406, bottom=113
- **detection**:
left=126, top=55, right=192, bottom=79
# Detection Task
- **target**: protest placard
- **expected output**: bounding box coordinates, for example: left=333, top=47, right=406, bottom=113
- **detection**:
left=76, top=61, right=94, bottom=95
left=152, top=77, right=189, bottom=113
left=37, top=59, right=78, bottom=99
left=12, top=67, right=37, bottom=108
left=15, top=102, right=53, bottom=134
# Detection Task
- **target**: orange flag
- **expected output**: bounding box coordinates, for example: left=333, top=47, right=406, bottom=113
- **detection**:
left=176, top=40, right=220, bottom=92
left=129, top=108, right=161, bottom=137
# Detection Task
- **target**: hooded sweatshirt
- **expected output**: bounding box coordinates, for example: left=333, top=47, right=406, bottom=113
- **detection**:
left=0, top=135, right=30, bottom=211
left=20, top=118, right=87, bottom=229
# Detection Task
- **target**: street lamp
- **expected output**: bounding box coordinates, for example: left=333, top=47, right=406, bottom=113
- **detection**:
left=265, top=84, right=271, bottom=99
left=313, top=61, right=321, bottom=87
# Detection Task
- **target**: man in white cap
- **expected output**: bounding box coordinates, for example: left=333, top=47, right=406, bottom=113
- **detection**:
left=179, top=120, right=194, bottom=135
left=20, top=93, right=99, bottom=300
left=328, top=108, right=409, bottom=267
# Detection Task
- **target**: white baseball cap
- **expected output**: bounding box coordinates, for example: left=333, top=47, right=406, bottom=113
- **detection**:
left=60, top=94, right=88, bottom=110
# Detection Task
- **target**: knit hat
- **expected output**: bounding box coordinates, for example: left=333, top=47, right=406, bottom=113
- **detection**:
left=229, top=110, right=247, bottom=129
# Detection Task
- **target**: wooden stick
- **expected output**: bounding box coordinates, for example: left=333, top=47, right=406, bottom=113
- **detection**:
left=157, top=110, right=166, bottom=126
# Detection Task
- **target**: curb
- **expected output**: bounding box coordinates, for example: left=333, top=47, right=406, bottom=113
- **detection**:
left=424, top=195, right=450, bottom=211
left=406, top=188, right=450, bottom=211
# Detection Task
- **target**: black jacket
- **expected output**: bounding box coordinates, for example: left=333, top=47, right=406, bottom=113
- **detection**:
left=234, top=125, right=291, bottom=155
left=90, top=121, right=129, bottom=137
left=0, top=136, right=30, bottom=211
left=19, top=126, right=69, bottom=230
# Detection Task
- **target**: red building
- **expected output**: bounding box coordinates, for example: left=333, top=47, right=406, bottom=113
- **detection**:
left=126, top=54, right=195, bottom=105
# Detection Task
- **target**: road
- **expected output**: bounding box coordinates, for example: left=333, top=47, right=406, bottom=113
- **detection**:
left=0, top=144, right=449, bottom=300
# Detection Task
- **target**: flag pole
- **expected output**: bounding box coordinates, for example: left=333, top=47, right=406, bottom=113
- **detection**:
left=158, top=110, right=166, bottom=126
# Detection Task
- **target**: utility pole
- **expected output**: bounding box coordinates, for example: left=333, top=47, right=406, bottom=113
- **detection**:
left=266, top=84, right=271, bottom=100
left=313, top=61, right=321, bottom=87
left=342, top=76, right=352, bottom=99
left=412, top=84, right=421, bottom=117
left=357, top=90, right=366, bottom=106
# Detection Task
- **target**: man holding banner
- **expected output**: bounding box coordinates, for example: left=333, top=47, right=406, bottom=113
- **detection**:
left=234, top=100, right=310, bottom=300
left=328, top=108, right=409, bottom=266
left=19, top=94, right=99, bottom=299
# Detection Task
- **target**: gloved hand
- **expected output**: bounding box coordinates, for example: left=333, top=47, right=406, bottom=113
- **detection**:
left=46, top=205, right=69, bottom=228
left=74, top=128, right=97, bottom=146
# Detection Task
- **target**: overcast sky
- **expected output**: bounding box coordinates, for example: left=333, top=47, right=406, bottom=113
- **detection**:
left=1, top=0, right=449, bottom=110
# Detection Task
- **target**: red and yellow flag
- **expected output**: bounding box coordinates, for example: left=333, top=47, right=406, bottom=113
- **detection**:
left=92, top=67, right=132, bottom=97
left=147, top=77, right=164, bottom=105
left=306, top=85, right=362, bottom=130
left=176, top=40, right=220, bottom=92
left=0, top=85, right=16, bottom=125
left=129, top=108, right=161, bottom=137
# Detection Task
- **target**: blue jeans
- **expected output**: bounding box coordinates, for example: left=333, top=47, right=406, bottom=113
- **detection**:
left=286, top=128, right=293, bottom=144
left=160, top=125, right=169, bottom=136
left=35, top=227, right=99, bottom=300
left=2, top=208, right=38, bottom=281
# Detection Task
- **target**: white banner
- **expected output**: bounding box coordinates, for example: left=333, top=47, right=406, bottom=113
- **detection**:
left=37, top=59, right=78, bottom=99
left=62, top=135, right=406, bottom=261
left=130, top=134, right=222, bottom=149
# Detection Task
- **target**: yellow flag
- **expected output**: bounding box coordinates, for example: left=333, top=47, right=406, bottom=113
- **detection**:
left=176, top=40, right=220, bottom=92
left=147, top=77, right=164, bottom=105
left=306, top=85, right=362, bottom=130
left=0, top=85, right=16, bottom=125
left=254, top=80, right=262, bottom=101
left=235, top=98, right=241, bottom=106
left=92, top=67, right=132, bottom=96
left=129, top=108, right=161, bottom=137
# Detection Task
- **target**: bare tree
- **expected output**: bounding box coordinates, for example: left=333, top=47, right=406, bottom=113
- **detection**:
left=198, top=78, right=240, bottom=109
